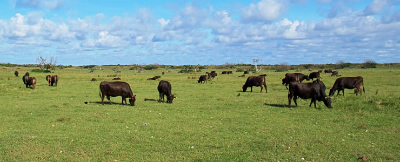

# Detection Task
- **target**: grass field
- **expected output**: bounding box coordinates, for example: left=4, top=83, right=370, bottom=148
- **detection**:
left=0, top=66, right=399, bottom=161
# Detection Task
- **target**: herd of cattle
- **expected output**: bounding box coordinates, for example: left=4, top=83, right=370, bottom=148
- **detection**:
left=14, top=69, right=364, bottom=108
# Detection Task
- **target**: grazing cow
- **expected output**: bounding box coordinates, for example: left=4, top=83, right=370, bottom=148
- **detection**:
left=91, top=78, right=97, bottom=82
left=198, top=75, right=208, bottom=84
left=282, top=73, right=310, bottom=89
left=26, top=77, right=37, bottom=89
left=147, top=76, right=161, bottom=80
left=222, top=71, right=228, bottom=74
left=331, top=70, right=338, bottom=76
left=242, top=74, right=267, bottom=93
left=14, top=71, right=19, bottom=77
left=309, top=72, right=321, bottom=80
left=46, top=75, right=51, bottom=86
left=158, top=80, right=175, bottom=103
left=51, top=75, right=58, bottom=86
left=288, top=80, right=332, bottom=108
left=329, top=77, right=365, bottom=96
left=324, top=69, right=332, bottom=73
left=99, top=81, right=136, bottom=106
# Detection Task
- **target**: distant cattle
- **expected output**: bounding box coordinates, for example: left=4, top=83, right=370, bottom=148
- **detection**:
left=112, top=77, right=121, bottom=80
left=91, top=78, right=97, bottom=82
left=238, top=74, right=245, bottom=77
left=14, top=71, right=18, bottom=77
left=242, top=74, right=267, bottom=93
left=25, top=77, right=37, bottom=89
left=288, top=80, right=332, bottom=108
left=282, top=73, right=310, bottom=89
left=51, top=75, right=58, bottom=86
left=207, top=72, right=217, bottom=79
left=158, top=80, right=175, bottom=103
left=329, top=77, right=365, bottom=96
left=147, top=76, right=161, bottom=80
left=308, top=72, right=321, bottom=80
left=222, top=71, right=233, bottom=74
left=324, top=69, right=332, bottom=73
left=244, top=71, right=249, bottom=74
left=198, top=75, right=208, bottom=84
left=99, top=81, right=136, bottom=106
left=46, top=75, right=51, bottom=85
left=331, top=70, right=338, bottom=76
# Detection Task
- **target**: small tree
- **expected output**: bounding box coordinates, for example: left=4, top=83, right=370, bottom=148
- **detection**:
left=253, top=58, right=262, bottom=73
left=36, top=56, right=57, bottom=71
left=362, top=60, right=377, bottom=68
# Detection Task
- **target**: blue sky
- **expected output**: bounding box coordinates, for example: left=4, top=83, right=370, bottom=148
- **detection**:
left=0, top=0, right=399, bottom=65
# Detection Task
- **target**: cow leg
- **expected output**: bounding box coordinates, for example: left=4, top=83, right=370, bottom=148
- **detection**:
left=293, top=96, right=298, bottom=106
left=101, top=93, right=105, bottom=105
left=250, top=86, right=253, bottom=92
left=264, top=84, right=267, bottom=93
left=107, top=96, right=112, bottom=104
left=288, top=93, right=292, bottom=107
left=122, top=97, right=126, bottom=105
left=342, top=89, right=345, bottom=96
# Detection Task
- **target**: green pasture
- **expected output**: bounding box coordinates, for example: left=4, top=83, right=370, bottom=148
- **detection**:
left=0, top=66, right=399, bottom=161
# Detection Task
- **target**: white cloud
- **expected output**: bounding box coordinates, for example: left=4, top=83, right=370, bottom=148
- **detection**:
left=241, top=0, right=289, bottom=22
left=14, top=0, right=65, bottom=10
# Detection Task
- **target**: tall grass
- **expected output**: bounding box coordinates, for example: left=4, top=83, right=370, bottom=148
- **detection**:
left=0, top=67, right=399, bottom=161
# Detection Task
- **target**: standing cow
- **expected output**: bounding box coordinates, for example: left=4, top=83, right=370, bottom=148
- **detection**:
left=99, top=81, right=136, bottom=106
left=288, top=80, right=332, bottom=108
left=309, top=72, right=321, bottom=80
left=242, top=74, right=267, bottom=93
left=14, top=71, right=19, bottom=77
left=158, top=80, right=175, bottom=103
left=26, top=77, right=37, bottom=89
left=329, top=77, right=365, bottom=96
left=51, top=75, right=58, bottom=86
left=46, top=75, right=51, bottom=86
left=198, top=75, right=208, bottom=84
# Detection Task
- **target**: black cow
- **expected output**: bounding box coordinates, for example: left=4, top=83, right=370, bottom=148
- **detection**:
left=26, top=77, right=37, bottom=89
left=207, top=72, right=217, bottom=79
left=14, top=71, right=18, bottom=77
left=198, top=75, right=208, bottom=84
left=329, top=77, right=365, bottom=96
left=288, top=80, right=332, bottom=108
left=331, top=70, right=338, bottom=76
left=99, top=81, right=136, bottom=106
left=242, top=74, right=267, bottom=93
left=244, top=71, right=249, bottom=74
left=282, top=73, right=310, bottom=89
left=309, top=72, right=321, bottom=80
left=46, top=75, right=51, bottom=86
left=324, top=69, right=332, bottom=73
left=158, top=80, right=175, bottom=103
left=51, top=75, right=58, bottom=86
left=22, top=74, right=29, bottom=85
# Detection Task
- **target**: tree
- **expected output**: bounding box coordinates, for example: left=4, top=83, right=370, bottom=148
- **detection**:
left=36, top=56, right=57, bottom=71
left=253, top=58, right=262, bottom=73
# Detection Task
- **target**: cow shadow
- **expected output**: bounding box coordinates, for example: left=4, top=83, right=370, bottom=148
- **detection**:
left=88, top=101, right=130, bottom=105
left=144, top=98, right=162, bottom=102
left=264, top=103, right=290, bottom=108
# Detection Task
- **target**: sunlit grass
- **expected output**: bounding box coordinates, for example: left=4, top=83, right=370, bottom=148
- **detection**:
left=0, top=66, right=399, bottom=161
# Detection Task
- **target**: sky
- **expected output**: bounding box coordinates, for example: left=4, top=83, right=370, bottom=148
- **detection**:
left=0, top=0, right=400, bottom=66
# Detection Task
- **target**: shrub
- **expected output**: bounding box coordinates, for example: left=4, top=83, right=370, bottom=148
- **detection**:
left=362, top=60, right=377, bottom=68
left=31, top=69, right=52, bottom=73
left=144, top=65, right=158, bottom=70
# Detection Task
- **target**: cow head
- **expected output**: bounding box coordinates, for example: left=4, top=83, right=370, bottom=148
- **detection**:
left=167, top=94, right=175, bottom=103
left=323, top=97, right=333, bottom=108
left=329, top=88, right=335, bottom=96
left=129, top=95, right=136, bottom=106
left=242, top=85, right=247, bottom=92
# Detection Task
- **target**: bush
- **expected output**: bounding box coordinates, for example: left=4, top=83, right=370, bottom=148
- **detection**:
left=144, top=65, right=158, bottom=70
left=362, top=60, right=377, bottom=68
left=236, top=69, right=245, bottom=72
left=31, top=69, right=52, bottom=73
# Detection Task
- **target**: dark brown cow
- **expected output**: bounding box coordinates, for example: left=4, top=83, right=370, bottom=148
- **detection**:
left=242, top=74, right=267, bottom=93
left=46, top=75, right=51, bottom=86
left=329, top=77, right=365, bottom=96
left=25, top=72, right=30, bottom=76
left=22, top=74, right=29, bottom=85
left=26, top=77, right=37, bottom=89
left=308, top=72, right=321, bottom=80
left=207, top=72, right=217, bottom=79
left=324, top=69, right=332, bottom=73
left=147, top=76, right=161, bottom=80
left=331, top=70, right=338, bottom=76
left=288, top=80, right=332, bottom=108
left=158, top=80, right=175, bottom=103
left=198, top=75, right=208, bottom=84
left=282, top=73, right=310, bottom=89
left=51, top=75, right=58, bottom=86
left=244, top=71, right=249, bottom=74
left=99, top=81, right=136, bottom=106
left=14, top=71, right=19, bottom=77
left=113, top=77, right=121, bottom=80
left=91, top=78, right=97, bottom=81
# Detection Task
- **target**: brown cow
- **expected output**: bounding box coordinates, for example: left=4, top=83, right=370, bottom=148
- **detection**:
left=26, top=77, right=37, bottom=89
left=14, top=71, right=19, bottom=77
left=331, top=70, right=338, bottom=76
left=288, top=80, right=332, bottom=108
left=158, top=80, right=175, bottom=103
left=242, top=74, right=267, bottom=93
left=329, top=77, right=365, bottom=96
left=99, top=81, right=136, bottom=106
left=309, top=72, right=321, bottom=80
left=282, top=73, right=310, bottom=89
left=198, top=75, right=208, bottom=84
left=51, top=75, right=58, bottom=86
left=324, top=69, right=332, bottom=73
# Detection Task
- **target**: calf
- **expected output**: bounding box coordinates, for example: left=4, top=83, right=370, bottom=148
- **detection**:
left=242, top=74, right=267, bottom=93
left=158, top=80, right=175, bottom=103
left=329, top=77, right=365, bottom=96
left=308, top=72, right=321, bottom=80
left=288, top=80, right=332, bottom=108
left=198, top=75, right=208, bottom=84
left=99, top=81, right=136, bottom=106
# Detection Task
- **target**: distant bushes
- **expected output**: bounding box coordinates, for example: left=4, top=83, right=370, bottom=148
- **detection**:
left=362, top=60, right=377, bottom=68
left=31, top=69, right=52, bottom=73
